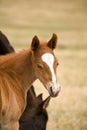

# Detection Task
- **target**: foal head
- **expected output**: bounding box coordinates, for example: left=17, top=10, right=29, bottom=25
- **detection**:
left=31, top=34, right=61, bottom=97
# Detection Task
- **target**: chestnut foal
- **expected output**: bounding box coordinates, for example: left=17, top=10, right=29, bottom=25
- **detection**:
left=0, top=33, right=60, bottom=130
left=0, top=31, right=50, bottom=130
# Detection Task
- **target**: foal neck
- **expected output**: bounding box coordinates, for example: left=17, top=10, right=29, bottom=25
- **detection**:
left=0, top=49, right=36, bottom=91
left=15, top=49, right=37, bottom=91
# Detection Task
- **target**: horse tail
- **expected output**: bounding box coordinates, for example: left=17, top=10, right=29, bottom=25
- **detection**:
left=0, top=31, right=15, bottom=54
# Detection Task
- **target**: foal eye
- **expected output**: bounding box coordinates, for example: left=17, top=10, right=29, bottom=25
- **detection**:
left=57, top=62, right=59, bottom=66
left=37, top=64, right=43, bottom=69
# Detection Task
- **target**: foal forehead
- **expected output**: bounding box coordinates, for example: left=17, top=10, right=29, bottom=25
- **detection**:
left=41, top=53, right=54, bottom=65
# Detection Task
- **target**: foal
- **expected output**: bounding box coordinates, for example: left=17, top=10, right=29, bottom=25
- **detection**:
left=19, top=85, right=50, bottom=130
left=0, top=33, right=60, bottom=130
left=0, top=31, right=50, bottom=130
left=0, top=32, right=50, bottom=130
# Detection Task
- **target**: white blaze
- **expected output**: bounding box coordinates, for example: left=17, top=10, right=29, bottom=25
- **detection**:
left=41, top=53, right=56, bottom=83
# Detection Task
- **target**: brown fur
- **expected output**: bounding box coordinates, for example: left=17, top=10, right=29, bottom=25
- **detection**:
left=0, top=34, right=58, bottom=130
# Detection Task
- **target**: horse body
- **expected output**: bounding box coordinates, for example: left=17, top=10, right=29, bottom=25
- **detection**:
left=0, top=33, right=60, bottom=130
left=0, top=50, right=34, bottom=130
left=0, top=69, right=25, bottom=130
left=0, top=31, right=14, bottom=54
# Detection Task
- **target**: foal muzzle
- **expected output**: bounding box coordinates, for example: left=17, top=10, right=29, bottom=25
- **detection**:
left=47, top=83, right=61, bottom=97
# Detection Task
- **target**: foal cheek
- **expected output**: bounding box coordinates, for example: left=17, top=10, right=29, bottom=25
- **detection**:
left=39, top=70, right=52, bottom=85
left=53, top=64, right=58, bottom=81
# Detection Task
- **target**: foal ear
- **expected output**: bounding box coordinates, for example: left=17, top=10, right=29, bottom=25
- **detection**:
left=31, top=35, right=40, bottom=51
left=47, top=33, right=57, bottom=50
left=43, top=96, right=51, bottom=109
left=30, top=85, right=36, bottom=97
left=38, top=96, right=50, bottom=110
left=37, top=93, right=43, bottom=101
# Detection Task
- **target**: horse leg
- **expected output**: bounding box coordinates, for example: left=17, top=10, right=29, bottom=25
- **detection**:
left=1, top=121, right=19, bottom=130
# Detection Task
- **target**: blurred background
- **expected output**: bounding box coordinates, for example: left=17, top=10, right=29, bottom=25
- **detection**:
left=0, top=0, right=87, bottom=130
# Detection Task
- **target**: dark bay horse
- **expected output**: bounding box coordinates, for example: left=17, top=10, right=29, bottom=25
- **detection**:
left=19, top=85, right=50, bottom=130
left=0, top=31, right=15, bottom=54
left=0, top=33, right=60, bottom=130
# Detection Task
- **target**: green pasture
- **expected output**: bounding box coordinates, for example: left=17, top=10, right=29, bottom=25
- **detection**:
left=0, top=0, right=87, bottom=130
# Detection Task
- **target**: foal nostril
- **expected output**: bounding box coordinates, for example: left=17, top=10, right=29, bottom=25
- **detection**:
left=50, top=86, right=53, bottom=94
left=50, top=86, right=58, bottom=96
left=49, top=86, right=61, bottom=97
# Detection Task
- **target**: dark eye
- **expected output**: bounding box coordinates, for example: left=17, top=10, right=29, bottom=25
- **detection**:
left=37, top=64, right=43, bottom=69
left=57, top=62, right=59, bottom=66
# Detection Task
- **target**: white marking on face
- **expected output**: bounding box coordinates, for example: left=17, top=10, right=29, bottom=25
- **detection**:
left=41, top=53, right=56, bottom=83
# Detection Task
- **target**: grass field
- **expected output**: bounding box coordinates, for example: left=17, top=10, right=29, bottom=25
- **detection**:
left=0, top=0, right=87, bottom=130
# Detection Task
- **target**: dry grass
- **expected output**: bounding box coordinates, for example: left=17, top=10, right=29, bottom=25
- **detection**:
left=0, top=0, right=87, bottom=48
left=0, top=0, right=87, bottom=130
